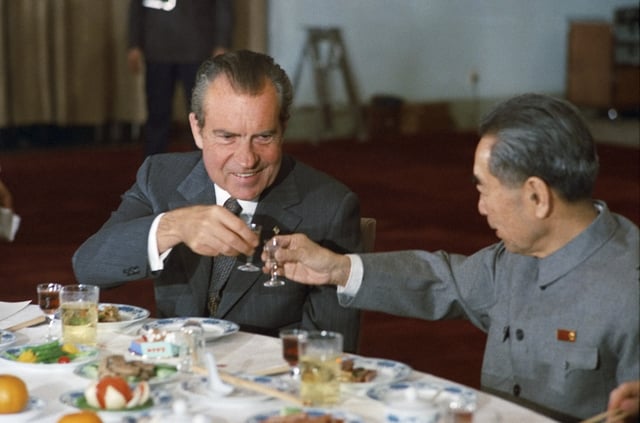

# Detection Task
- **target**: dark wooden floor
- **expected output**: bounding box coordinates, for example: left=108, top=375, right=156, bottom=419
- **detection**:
left=1, top=128, right=638, bottom=391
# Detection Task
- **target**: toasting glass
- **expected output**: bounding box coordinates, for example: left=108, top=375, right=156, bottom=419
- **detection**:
left=264, top=237, right=286, bottom=287
left=238, top=223, right=262, bottom=272
left=37, top=282, right=62, bottom=340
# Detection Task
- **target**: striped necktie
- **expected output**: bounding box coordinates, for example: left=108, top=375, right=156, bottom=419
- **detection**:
left=207, top=197, right=242, bottom=316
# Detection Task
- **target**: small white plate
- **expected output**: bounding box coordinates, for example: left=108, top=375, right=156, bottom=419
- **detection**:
left=141, top=317, right=239, bottom=341
left=182, top=374, right=291, bottom=403
left=340, top=355, right=412, bottom=392
left=0, top=396, right=45, bottom=422
left=75, top=360, right=179, bottom=385
left=246, top=408, right=363, bottom=423
left=366, top=379, right=477, bottom=409
left=59, top=388, right=173, bottom=419
left=97, top=304, right=150, bottom=331
left=0, top=330, right=16, bottom=349
left=0, top=343, right=98, bottom=369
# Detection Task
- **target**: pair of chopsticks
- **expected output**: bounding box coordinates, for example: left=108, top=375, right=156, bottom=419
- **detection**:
left=192, top=366, right=304, bottom=406
left=6, top=315, right=46, bottom=332
left=579, top=408, right=628, bottom=423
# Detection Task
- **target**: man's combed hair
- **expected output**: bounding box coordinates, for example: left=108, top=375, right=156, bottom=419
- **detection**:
left=479, top=93, right=599, bottom=202
left=191, top=50, right=293, bottom=129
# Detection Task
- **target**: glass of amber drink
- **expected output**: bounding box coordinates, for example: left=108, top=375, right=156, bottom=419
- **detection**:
left=299, top=330, right=343, bottom=406
left=60, top=284, right=99, bottom=346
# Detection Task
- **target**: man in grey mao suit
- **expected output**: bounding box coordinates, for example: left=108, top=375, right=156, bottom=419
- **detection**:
left=269, top=94, right=639, bottom=421
left=72, top=50, right=362, bottom=351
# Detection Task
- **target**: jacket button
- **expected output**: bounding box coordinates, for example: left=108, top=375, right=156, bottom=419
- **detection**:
left=513, top=384, right=521, bottom=396
left=515, top=329, right=524, bottom=340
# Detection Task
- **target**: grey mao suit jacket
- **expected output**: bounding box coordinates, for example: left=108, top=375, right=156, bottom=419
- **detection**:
left=73, top=152, right=362, bottom=351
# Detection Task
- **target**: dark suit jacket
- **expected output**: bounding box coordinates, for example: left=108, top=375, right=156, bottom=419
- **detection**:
left=73, top=152, right=362, bottom=351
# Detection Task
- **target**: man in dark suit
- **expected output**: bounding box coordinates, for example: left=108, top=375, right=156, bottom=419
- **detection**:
left=72, top=50, right=362, bottom=351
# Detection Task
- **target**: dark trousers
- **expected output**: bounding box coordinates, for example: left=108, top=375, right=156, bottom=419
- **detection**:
left=143, top=62, right=200, bottom=156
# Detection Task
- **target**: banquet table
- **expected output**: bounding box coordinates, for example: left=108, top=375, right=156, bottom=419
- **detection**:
left=1, top=321, right=560, bottom=423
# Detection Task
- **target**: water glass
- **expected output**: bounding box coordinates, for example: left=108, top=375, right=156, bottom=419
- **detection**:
left=299, top=330, right=343, bottom=406
left=59, top=284, right=99, bottom=346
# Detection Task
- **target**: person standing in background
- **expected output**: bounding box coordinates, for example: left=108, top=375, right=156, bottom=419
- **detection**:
left=128, top=0, right=234, bottom=156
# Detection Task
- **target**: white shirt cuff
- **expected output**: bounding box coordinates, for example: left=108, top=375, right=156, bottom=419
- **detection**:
left=337, top=254, right=363, bottom=297
left=148, top=213, right=171, bottom=271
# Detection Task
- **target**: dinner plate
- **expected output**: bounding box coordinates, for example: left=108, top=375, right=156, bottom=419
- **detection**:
left=246, top=408, right=363, bottom=423
left=141, top=317, right=239, bottom=341
left=366, top=379, right=477, bottom=409
left=340, top=355, right=412, bottom=391
left=75, top=360, right=179, bottom=385
left=0, top=396, right=45, bottom=422
left=97, top=303, right=150, bottom=331
left=0, top=343, right=99, bottom=369
left=182, top=374, right=291, bottom=403
left=0, top=330, right=16, bottom=349
left=59, top=388, right=173, bottom=420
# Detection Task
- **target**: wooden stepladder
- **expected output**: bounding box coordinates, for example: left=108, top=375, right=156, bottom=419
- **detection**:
left=292, top=27, right=365, bottom=140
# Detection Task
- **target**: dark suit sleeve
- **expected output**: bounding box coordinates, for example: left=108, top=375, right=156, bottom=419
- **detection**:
left=301, top=190, right=363, bottom=352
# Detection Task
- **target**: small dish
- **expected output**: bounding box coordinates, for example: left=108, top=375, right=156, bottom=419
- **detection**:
left=0, top=330, right=16, bottom=349
left=340, top=355, right=412, bottom=392
left=75, top=360, right=178, bottom=385
left=97, top=304, right=150, bottom=331
left=59, top=388, right=172, bottom=419
left=0, top=396, right=45, bottom=422
left=140, top=317, right=239, bottom=341
left=0, top=343, right=98, bottom=369
left=246, top=408, right=363, bottom=423
left=367, top=379, right=477, bottom=410
left=182, top=373, right=291, bottom=403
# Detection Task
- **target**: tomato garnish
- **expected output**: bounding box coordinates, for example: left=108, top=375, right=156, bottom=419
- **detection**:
left=57, top=356, right=71, bottom=364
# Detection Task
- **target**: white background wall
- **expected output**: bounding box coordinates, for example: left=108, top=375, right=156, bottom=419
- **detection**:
left=267, top=0, right=635, bottom=107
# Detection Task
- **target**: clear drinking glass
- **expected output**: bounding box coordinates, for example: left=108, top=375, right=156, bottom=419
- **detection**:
left=238, top=223, right=262, bottom=272
left=263, top=237, right=286, bottom=287
left=59, top=284, right=99, bottom=346
left=299, top=330, right=343, bottom=406
left=36, top=283, right=62, bottom=340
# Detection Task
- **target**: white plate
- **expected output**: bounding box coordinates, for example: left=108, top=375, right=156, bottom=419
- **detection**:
left=98, top=304, right=150, bottom=331
left=366, top=379, right=477, bottom=409
left=0, top=330, right=16, bottom=349
left=75, top=360, right=179, bottom=385
left=246, top=408, right=363, bottom=423
left=182, top=374, right=291, bottom=403
left=0, top=343, right=99, bottom=369
left=59, top=388, right=173, bottom=419
left=141, top=318, right=239, bottom=341
left=341, top=355, right=412, bottom=391
left=0, top=396, right=45, bottom=422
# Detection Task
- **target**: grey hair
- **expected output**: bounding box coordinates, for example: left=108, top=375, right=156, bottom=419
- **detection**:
left=190, top=50, right=293, bottom=129
left=479, top=93, right=599, bottom=202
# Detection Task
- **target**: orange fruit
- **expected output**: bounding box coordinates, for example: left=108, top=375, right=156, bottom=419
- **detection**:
left=57, top=411, right=103, bottom=423
left=0, top=374, right=28, bottom=414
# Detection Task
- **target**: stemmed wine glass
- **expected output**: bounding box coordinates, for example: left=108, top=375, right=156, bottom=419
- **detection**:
left=37, top=282, right=62, bottom=340
left=264, top=237, right=286, bottom=287
left=237, top=223, right=262, bottom=272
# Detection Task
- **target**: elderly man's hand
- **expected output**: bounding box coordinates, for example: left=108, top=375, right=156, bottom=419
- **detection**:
left=608, top=380, right=640, bottom=422
left=262, top=234, right=351, bottom=287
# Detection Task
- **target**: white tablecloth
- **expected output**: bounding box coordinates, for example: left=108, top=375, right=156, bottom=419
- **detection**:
left=1, top=322, right=558, bottom=422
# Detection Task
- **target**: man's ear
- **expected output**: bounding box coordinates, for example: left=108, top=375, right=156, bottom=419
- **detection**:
left=525, top=176, right=552, bottom=218
left=189, top=113, right=204, bottom=150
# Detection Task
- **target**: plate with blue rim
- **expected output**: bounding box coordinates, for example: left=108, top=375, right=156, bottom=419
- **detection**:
left=182, top=373, right=292, bottom=403
left=59, top=387, right=173, bottom=418
left=340, top=354, right=412, bottom=392
left=366, top=379, right=477, bottom=410
left=0, top=396, right=45, bottom=422
left=0, top=342, right=98, bottom=369
left=97, top=303, right=150, bottom=331
left=246, top=408, right=363, bottom=423
left=140, top=317, right=239, bottom=341
left=0, top=330, right=16, bottom=349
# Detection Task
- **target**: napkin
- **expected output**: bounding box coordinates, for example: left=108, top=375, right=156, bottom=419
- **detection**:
left=0, top=207, right=20, bottom=242
left=0, top=302, right=45, bottom=331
